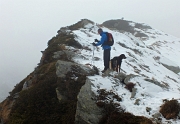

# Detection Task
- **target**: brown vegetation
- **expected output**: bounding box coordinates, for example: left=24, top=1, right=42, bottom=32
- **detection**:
left=159, top=99, right=180, bottom=119
left=96, top=89, right=153, bottom=124
left=125, top=82, right=136, bottom=92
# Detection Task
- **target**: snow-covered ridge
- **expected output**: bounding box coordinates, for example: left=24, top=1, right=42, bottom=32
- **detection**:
left=58, top=20, right=180, bottom=124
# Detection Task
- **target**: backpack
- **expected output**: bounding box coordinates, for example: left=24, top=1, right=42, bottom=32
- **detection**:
left=104, top=32, right=114, bottom=46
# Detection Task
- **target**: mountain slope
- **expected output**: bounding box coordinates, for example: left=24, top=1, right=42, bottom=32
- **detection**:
left=0, top=19, right=180, bottom=124
left=66, top=19, right=180, bottom=123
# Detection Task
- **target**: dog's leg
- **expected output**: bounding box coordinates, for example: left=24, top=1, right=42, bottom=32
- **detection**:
left=119, top=61, right=122, bottom=73
left=109, top=60, right=111, bottom=69
left=112, top=58, right=116, bottom=71
left=115, top=60, right=118, bottom=72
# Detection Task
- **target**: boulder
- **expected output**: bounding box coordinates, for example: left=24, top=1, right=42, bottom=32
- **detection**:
left=124, top=74, right=138, bottom=85
left=131, top=88, right=137, bottom=98
left=114, top=73, right=127, bottom=83
left=56, top=60, right=97, bottom=78
left=75, top=78, right=104, bottom=124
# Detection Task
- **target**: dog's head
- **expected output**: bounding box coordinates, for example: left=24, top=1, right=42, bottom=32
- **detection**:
left=119, top=54, right=126, bottom=60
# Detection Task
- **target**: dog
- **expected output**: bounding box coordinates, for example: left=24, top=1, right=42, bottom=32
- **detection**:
left=110, top=54, right=126, bottom=72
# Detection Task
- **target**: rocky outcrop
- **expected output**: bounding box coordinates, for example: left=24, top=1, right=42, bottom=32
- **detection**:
left=22, top=76, right=32, bottom=90
left=75, top=78, right=104, bottom=124
left=161, top=63, right=180, bottom=74
left=124, top=74, right=138, bottom=85
left=154, top=56, right=180, bottom=74
left=144, top=78, right=168, bottom=89
left=102, top=19, right=134, bottom=33
left=55, top=60, right=97, bottom=78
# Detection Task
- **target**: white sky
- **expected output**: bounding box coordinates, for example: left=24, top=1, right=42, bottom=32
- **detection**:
left=0, top=0, right=180, bottom=99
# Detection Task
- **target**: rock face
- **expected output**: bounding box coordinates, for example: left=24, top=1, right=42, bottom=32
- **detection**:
left=56, top=60, right=97, bottom=78
left=75, top=78, right=104, bottom=124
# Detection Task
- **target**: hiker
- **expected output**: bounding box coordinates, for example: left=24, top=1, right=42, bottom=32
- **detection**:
left=92, top=28, right=111, bottom=73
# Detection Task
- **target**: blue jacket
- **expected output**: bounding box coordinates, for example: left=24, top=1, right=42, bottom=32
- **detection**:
left=95, top=32, right=111, bottom=50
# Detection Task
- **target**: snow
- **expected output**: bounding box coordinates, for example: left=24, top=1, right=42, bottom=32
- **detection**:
left=69, top=22, right=180, bottom=124
left=159, top=56, right=179, bottom=67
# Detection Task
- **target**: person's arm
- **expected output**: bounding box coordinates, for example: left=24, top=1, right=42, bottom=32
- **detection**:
left=96, top=34, right=106, bottom=46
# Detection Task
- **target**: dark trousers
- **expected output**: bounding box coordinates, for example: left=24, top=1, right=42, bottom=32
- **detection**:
left=103, top=49, right=110, bottom=70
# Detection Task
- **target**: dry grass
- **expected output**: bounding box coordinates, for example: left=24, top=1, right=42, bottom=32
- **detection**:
left=159, top=100, right=180, bottom=119
left=125, top=82, right=136, bottom=92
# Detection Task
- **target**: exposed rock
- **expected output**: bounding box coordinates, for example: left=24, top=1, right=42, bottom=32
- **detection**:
left=131, top=88, right=137, bottom=98
left=134, top=23, right=152, bottom=30
left=152, top=112, right=162, bottom=124
left=134, top=31, right=148, bottom=38
left=13, top=92, right=19, bottom=99
left=55, top=88, right=67, bottom=102
left=56, top=60, right=96, bottom=78
left=134, top=99, right=140, bottom=105
left=114, top=73, right=127, bottom=83
left=79, top=19, right=94, bottom=27
left=102, top=69, right=114, bottom=77
left=22, top=79, right=32, bottom=90
left=93, top=57, right=101, bottom=61
left=155, top=56, right=180, bottom=74
left=57, top=27, right=70, bottom=35
left=68, top=19, right=94, bottom=31
left=161, top=63, right=180, bottom=74
left=55, top=60, right=75, bottom=78
left=152, top=112, right=161, bottom=118
left=124, top=74, right=138, bottom=85
left=75, top=78, right=104, bottom=124
left=146, top=107, right=152, bottom=113
left=102, top=19, right=134, bottom=33
left=144, top=78, right=168, bottom=89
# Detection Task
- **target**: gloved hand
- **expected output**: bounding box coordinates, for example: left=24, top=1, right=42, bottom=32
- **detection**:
left=94, top=39, right=99, bottom=42
left=92, top=42, right=96, bottom=46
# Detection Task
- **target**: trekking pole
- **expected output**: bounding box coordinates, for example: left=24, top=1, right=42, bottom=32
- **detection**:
left=91, top=45, right=95, bottom=66
left=91, top=41, right=97, bottom=66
